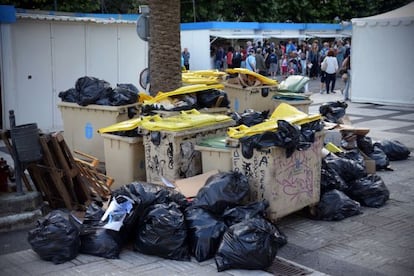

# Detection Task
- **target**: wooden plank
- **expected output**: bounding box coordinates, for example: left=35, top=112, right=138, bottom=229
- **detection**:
left=38, top=135, right=73, bottom=209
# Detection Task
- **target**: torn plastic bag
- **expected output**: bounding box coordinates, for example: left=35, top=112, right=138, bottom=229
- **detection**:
left=75, top=76, right=113, bottom=106
left=319, top=101, right=348, bottom=123
left=215, top=218, right=279, bottom=272
left=110, top=83, right=139, bottom=106
left=222, top=201, right=288, bottom=248
left=28, top=210, right=80, bottom=264
left=239, top=120, right=301, bottom=159
left=347, top=174, right=390, bottom=208
left=185, top=206, right=227, bottom=262
left=309, top=189, right=362, bottom=221
left=192, top=171, right=250, bottom=215
left=357, top=135, right=374, bottom=155
left=135, top=202, right=190, bottom=261
left=369, top=145, right=390, bottom=170
left=320, top=159, right=348, bottom=194
left=324, top=152, right=366, bottom=183
left=222, top=201, right=269, bottom=226
left=109, top=182, right=189, bottom=241
left=58, top=88, right=79, bottom=103
left=196, top=89, right=230, bottom=108
left=374, top=139, right=410, bottom=161
left=101, top=195, right=134, bottom=231
left=231, top=110, right=269, bottom=127
left=79, top=203, right=123, bottom=259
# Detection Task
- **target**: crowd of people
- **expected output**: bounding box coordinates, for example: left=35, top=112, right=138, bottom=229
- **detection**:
left=208, top=38, right=351, bottom=99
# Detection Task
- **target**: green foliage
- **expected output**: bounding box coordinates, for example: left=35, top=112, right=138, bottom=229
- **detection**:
left=2, top=0, right=412, bottom=21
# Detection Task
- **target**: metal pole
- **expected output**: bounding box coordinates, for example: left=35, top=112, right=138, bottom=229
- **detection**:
left=9, top=110, right=23, bottom=195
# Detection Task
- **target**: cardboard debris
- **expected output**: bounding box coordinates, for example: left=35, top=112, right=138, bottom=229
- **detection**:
left=174, top=170, right=219, bottom=198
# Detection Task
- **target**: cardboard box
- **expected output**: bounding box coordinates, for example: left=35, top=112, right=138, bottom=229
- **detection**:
left=231, top=132, right=324, bottom=222
left=360, top=151, right=376, bottom=174
left=174, top=170, right=219, bottom=198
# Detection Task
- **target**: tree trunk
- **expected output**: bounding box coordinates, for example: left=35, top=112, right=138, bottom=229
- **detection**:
left=148, top=0, right=181, bottom=96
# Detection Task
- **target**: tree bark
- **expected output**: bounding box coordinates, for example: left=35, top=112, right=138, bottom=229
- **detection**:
left=148, top=0, right=181, bottom=95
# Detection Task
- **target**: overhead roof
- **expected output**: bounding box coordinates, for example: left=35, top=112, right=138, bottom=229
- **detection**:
left=352, top=2, right=414, bottom=25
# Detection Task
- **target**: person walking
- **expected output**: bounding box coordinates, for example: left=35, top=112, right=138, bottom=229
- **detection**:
left=246, top=48, right=256, bottom=72
left=182, top=48, right=190, bottom=70
left=321, top=49, right=339, bottom=94
left=342, top=48, right=351, bottom=100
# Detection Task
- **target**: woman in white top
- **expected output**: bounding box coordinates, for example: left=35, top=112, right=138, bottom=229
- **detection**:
left=321, top=49, right=339, bottom=94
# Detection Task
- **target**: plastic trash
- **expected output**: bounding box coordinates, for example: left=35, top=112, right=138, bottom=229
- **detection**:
left=369, top=145, right=390, bottom=170
left=192, top=171, right=250, bottom=215
left=347, top=174, right=390, bottom=208
left=324, top=152, right=366, bottom=183
left=215, top=218, right=280, bottom=272
left=79, top=203, right=123, bottom=259
left=185, top=206, right=227, bottom=262
left=134, top=202, right=190, bottom=261
left=374, top=139, right=410, bottom=161
left=309, top=189, right=362, bottom=221
left=320, top=159, right=349, bottom=194
left=319, top=101, right=348, bottom=123
left=28, top=210, right=80, bottom=264
left=276, top=75, right=310, bottom=93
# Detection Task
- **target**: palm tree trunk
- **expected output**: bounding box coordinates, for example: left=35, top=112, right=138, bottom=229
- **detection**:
left=148, top=0, right=181, bottom=95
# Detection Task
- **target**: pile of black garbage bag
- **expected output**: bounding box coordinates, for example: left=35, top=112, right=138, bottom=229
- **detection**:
left=58, top=76, right=139, bottom=106
left=309, top=101, right=411, bottom=221
left=28, top=171, right=287, bottom=272
left=141, top=88, right=230, bottom=115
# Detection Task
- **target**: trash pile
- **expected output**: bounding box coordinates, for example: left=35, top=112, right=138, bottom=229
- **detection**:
left=58, top=76, right=139, bottom=106
left=140, top=84, right=230, bottom=113
left=28, top=171, right=287, bottom=272
left=308, top=101, right=410, bottom=221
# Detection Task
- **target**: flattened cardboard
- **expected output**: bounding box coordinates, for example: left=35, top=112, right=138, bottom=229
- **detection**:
left=174, top=170, right=219, bottom=198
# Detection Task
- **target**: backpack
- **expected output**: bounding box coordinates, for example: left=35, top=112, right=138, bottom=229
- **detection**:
left=232, top=52, right=242, bottom=67
left=269, top=53, right=277, bottom=64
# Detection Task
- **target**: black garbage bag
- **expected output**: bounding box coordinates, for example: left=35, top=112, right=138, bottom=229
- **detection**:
left=309, top=189, right=362, bottom=221
left=320, top=160, right=348, bottom=194
left=192, top=171, right=250, bottom=215
left=110, top=83, right=139, bottom=106
left=135, top=202, right=190, bottom=261
left=324, top=153, right=366, bottom=183
left=232, top=110, right=269, bottom=127
left=75, top=76, right=113, bottom=106
left=357, top=135, right=374, bottom=155
left=196, top=89, right=230, bottom=108
left=300, top=119, right=324, bottom=145
left=215, top=218, right=279, bottom=272
left=347, top=174, right=390, bottom=208
left=375, top=139, right=410, bottom=161
left=58, top=88, right=79, bottom=103
left=319, top=101, right=348, bottom=123
left=28, top=210, right=80, bottom=264
left=222, top=201, right=269, bottom=226
left=369, top=145, right=390, bottom=170
left=222, top=201, right=288, bottom=249
left=108, top=182, right=189, bottom=242
left=79, top=203, right=123, bottom=259
left=239, top=120, right=302, bottom=159
left=185, top=206, right=227, bottom=262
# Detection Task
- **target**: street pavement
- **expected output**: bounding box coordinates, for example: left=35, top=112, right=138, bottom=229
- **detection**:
left=0, top=76, right=413, bottom=275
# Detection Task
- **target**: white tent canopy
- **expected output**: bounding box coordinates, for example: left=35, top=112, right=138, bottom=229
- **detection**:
left=350, top=2, right=414, bottom=106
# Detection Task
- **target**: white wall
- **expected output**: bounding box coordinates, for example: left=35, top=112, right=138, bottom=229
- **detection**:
left=1, top=19, right=147, bottom=131
left=181, top=29, right=211, bottom=70
left=351, top=20, right=414, bottom=106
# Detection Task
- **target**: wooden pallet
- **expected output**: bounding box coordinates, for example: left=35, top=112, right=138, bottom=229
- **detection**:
left=73, top=150, right=113, bottom=200
left=26, top=132, right=100, bottom=210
